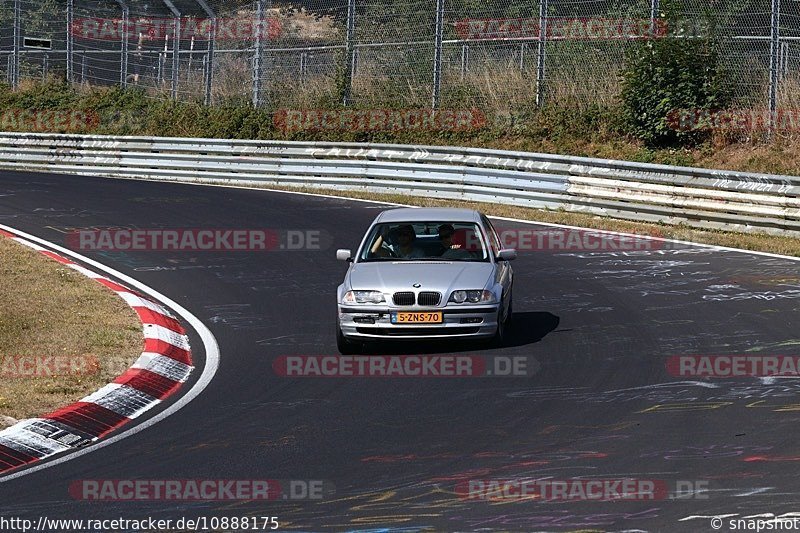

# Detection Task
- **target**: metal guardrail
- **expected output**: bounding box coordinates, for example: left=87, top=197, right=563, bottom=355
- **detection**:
left=0, top=132, right=797, bottom=236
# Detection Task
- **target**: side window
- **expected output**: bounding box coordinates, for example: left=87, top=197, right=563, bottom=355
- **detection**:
left=481, top=215, right=501, bottom=255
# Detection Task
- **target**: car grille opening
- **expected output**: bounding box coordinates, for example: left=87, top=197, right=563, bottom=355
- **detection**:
left=356, top=327, right=481, bottom=336
left=393, top=292, right=415, bottom=306
left=417, top=291, right=442, bottom=306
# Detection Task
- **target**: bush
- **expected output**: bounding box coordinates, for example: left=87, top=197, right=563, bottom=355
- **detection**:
left=620, top=12, right=731, bottom=146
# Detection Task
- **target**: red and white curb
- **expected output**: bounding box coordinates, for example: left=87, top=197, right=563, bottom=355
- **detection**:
left=0, top=228, right=194, bottom=474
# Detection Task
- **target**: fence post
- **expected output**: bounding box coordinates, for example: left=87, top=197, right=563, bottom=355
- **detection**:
left=769, top=0, right=781, bottom=135
left=343, top=0, right=356, bottom=106
left=43, top=54, right=48, bottom=80
left=536, top=0, right=548, bottom=107
left=432, top=0, right=445, bottom=109
left=205, top=17, right=215, bottom=105
left=460, top=44, right=468, bottom=80
left=193, top=0, right=216, bottom=105
left=13, top=0, right=21, bottom=87
left=161, top=0, right=181, bottom=100
left=252, top=0, right=265, bottom=107
left=158, top=41, right=165, bottom=84
left=116, top=0, right=130, bottom=88
left=781, top=41, right=788, bottom=78
left=172, top=19, right=181, bottom=99
left=650, top=0, right=659, bottom=33
left=65, top=0, right=73, bottom=84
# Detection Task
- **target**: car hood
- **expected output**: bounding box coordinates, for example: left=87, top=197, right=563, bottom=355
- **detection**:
left=348, top=262, right=495, bottom=294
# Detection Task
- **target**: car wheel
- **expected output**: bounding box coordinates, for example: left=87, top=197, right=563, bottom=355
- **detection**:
left=337, top=324, right=361, bottom=355
left=490, top=297, right=511, bottom=348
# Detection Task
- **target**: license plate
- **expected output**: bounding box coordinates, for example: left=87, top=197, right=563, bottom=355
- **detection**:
left=391, top=312, right=443, bottom=324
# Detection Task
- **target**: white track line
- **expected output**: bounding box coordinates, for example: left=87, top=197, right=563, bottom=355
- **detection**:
left=0, top=223, right=220, bottom=484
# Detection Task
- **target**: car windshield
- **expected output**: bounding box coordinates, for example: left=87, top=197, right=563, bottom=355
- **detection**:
left=359, top=222, right=490, bottom=262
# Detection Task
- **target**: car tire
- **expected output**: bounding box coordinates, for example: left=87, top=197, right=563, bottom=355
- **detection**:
left=490, top=296, right=511, bottom=348
left=337, top=324, right=361, bottom=355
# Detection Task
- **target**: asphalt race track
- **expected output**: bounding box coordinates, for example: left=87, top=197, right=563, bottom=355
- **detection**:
left=0, top=170, right=799, bottom=532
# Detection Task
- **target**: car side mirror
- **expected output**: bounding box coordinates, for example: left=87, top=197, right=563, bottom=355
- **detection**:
left=497, top=249, right=517, bottom=261
left=336, top=249, right=353, bottom=262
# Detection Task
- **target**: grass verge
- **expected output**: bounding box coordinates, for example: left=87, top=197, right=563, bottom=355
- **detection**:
left=0, top=236, right=142, bottom=430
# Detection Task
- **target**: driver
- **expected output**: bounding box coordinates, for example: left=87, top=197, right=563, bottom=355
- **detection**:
left=391, top=224, right=426, bottom=258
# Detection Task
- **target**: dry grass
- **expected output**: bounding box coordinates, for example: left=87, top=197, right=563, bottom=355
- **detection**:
left=0, top=238, right=142, bottom=429
left=694, top=140, right=800, bottom=176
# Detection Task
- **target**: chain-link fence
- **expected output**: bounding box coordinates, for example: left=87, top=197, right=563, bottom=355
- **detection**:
left=0, top=0, right=795, bottom=114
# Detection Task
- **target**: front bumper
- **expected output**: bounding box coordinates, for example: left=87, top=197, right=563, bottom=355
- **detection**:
left=338, top=304, right=499, bottom=340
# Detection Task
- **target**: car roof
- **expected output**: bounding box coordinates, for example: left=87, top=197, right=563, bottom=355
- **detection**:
left=375, top=207, right=482, bottom=224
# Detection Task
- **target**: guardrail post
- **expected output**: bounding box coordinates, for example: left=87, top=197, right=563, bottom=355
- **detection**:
left=769, top=0, right=781, bottom=136
left=432, top=0, right=445, bottom=109
left=343, top=0, right=356, bottom=106
left=536, top=0, right=547, bottom=107
left=252, top=0, right=265, bottom=107
left=13, top=0, right=21, bottom=87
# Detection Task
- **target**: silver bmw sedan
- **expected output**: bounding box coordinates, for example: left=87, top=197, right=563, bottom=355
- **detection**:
left=336, top=207, right=516, bottom=354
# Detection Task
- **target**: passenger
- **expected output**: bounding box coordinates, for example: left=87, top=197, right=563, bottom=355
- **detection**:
left=441, top=227, right=477, bottom=259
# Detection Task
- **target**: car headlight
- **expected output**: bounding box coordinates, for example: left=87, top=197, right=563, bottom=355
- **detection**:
left=449, top=290, right=495, bottom=304
left=343, top=290, right=386, bottom=304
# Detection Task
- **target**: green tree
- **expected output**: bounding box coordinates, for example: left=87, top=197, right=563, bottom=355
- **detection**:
left=620, top=4, right=731, bottom=146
